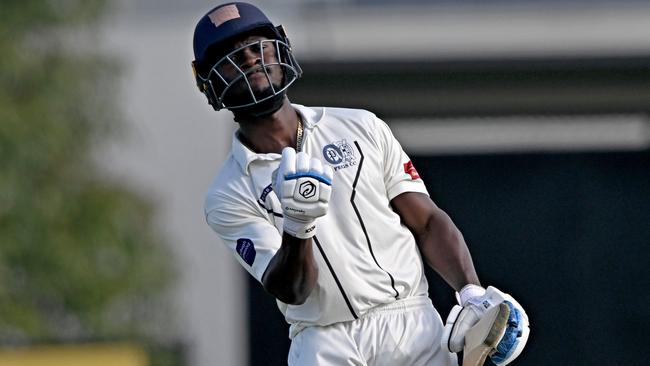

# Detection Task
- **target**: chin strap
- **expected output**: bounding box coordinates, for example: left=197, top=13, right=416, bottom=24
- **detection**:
left=232, top=93, right=286, bottom=121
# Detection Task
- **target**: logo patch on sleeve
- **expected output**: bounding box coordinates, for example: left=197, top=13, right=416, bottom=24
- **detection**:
left=403, top=161, right=420, bottom=180
left=236, top=238, right=256, bottom=266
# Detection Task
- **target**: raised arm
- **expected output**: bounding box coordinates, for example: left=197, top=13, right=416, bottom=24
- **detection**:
left=261, top=147, right=333, bottom=305
left=262, top=234, right=318, bottom=305
left=391, top=191, right=480, bottom=291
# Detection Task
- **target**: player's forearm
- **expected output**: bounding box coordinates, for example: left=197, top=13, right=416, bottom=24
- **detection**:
left=418, top=208, right=480, bottom=291
left=261, top=233, right=318, bottom=305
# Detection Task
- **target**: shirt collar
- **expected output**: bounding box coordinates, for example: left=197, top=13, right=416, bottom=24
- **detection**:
left=294, top=103, right=320, bottom=129
left=231, top=104, right=319, bottom=175
left=231, top=133, right=279, bottom=176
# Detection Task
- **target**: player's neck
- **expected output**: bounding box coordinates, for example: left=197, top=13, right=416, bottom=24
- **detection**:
left=236, top=100, right=300, bottom=154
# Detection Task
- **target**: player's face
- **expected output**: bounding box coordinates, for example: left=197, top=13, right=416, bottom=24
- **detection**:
left=217, top=35, right=284, bottom=95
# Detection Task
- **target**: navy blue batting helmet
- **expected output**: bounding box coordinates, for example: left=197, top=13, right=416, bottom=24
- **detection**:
left=191, top=2, right=302, bottom=118
left=193, top=2, right=281, bottom=66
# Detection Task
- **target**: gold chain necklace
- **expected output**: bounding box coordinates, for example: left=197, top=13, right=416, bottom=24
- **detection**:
left=296, top=114, right=304, bottom=152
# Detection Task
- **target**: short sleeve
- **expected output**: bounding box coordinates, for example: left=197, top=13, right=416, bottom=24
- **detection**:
left=373, top=116, right=429, bottom=200
left=205, top=192, right=281, bottom=282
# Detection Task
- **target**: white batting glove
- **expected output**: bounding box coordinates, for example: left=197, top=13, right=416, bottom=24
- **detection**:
left=442, top=285, right=530, bottom=366
left=273, top=147, right=333, bottom=239
left=442, top=284, right=489, bottom=353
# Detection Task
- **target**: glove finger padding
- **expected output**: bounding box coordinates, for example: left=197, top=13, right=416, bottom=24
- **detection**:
left=442, top=302, right=488, bottom=353
left=489, top=299, right=530, bottom=366
left=442, top=304, right=465, bottom=353
left=295, top=150, right=310, bottom=173
left=442, top=285, right=489, bottom=353
left=278, top=146, right=297, bottom=177
left=274, top=147, right=333, bottom=239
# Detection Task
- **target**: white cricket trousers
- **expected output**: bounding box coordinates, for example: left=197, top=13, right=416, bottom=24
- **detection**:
left=288, top=296, right=458, bottom=366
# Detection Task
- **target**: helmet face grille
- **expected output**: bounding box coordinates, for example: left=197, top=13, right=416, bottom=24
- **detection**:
left=197, top=39, right=301, bottom=111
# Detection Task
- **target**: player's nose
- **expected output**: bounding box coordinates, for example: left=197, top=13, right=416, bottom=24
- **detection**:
left=236, top=46, right=261, bottom=70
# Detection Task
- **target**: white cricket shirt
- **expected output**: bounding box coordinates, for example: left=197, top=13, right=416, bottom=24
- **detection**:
left=204, top=104, right=431, bottom=337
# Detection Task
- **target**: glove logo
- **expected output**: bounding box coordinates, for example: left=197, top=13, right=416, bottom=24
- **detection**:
left=299, top=181, right=316, bottom=199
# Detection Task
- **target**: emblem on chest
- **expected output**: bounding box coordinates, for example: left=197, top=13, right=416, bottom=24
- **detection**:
left=322, top=139, right=357, bottom=171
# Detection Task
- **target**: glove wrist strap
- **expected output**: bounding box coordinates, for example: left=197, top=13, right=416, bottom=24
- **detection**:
left=458, top=284, right=486, bottom=305
left=283, top=216, right=316, bottom=239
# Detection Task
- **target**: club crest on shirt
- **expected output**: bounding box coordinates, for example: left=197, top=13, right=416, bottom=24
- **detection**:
left=322, top=139, right=357, bottom=171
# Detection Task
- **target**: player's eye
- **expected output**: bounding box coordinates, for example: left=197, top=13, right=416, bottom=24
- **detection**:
left=244, top=41, right=260, bottom=52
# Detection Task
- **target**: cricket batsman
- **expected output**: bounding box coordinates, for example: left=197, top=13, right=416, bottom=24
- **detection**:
left=193, top=2, right=530, bottom=365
